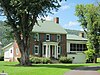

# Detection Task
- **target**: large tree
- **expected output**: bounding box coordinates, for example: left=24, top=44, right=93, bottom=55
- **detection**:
left=75, top=4, right=100, bottom=63
left=0, top=0, right=66, bottom=65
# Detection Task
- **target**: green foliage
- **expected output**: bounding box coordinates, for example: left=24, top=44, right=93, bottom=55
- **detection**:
left=30, top=56, right=51, bottom=64
left=75, top=4, right=100, bottom=62
left=59, top=56, right=72, bottom=63
left=0, top=21, right=13, bottom=47
left=84, top=49, right=95, bottom=63
left=0, top=0, right=66, bottom=65
left=0, top=56, right=4, bottom=61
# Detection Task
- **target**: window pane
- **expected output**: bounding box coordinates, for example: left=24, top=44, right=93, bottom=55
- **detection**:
left=34, top=46, right=39, bottom=54
left=46, top=34, right=50, bottom=41
left=70, top=44, right=76, bottom=51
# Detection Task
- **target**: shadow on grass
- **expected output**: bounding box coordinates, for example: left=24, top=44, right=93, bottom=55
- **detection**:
left=32, top=64, right=85, bottom=70
left=74, top=66, right=100, bottom=71
left=4, top=64, right=85, bottom=70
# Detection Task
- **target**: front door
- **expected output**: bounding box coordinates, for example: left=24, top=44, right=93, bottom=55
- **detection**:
left=50, top=45, right=55, bottom=58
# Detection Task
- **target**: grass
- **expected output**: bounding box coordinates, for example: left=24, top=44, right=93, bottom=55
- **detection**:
left=0, top=61, right=100, bottom=75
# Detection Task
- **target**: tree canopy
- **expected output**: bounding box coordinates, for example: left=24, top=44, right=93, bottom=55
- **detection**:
left=75, top=4, right=100, bottom=63
left=0, top=21, right=13, bottom=47
left=0, top=0, right=66, bottom=65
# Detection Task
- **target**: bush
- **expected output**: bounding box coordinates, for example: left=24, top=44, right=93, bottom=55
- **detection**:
left=0, top=56, right=4, bottom=61
left=59, top=56, right=72, bottom=63
left=84, top=49, right=95, bottom=63
left=30, top=56, right=51, bottom=64
left=42, top=58, right=51, bottom=64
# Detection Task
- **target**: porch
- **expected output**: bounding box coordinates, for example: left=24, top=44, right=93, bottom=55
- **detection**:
left=42, top=42, right=59, bottom=59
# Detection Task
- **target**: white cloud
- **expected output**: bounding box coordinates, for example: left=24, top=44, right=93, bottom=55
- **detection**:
left=67, top=21, right=80, bottom=26
left=60, top=5, right=70, bottom=10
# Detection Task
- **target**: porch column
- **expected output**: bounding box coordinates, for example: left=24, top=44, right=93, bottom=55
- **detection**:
left=46, top=45, right=48, bottom=57
left=56, top=45, right=58, bottom=59
left=55, top=45, right=56, bottom=58
left=48, top=45, right=50, bottom=58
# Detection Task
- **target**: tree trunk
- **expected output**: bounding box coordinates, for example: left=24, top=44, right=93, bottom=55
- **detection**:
left=15, top=33, right=32, bottom=66
left=20, top=50, right=31, bottom=66
left=93, top=54, right=97, bottom=63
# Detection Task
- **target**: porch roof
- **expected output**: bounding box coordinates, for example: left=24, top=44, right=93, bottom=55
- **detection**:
left=67, top=34, right=87, bottom=41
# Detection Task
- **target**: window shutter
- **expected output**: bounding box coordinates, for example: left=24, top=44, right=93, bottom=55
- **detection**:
left=44, top=34, right=46, bottom=41
left=60, top=35, right=61, bottom=41
left=55, top=34, right=57, bottom=41
left=50, top=34, right=51, bottom=41
left=60, top=46, right=62, bottom=54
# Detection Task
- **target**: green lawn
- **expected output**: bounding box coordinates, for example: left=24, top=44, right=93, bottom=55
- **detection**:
left=0, top=61, right=100, bottom=75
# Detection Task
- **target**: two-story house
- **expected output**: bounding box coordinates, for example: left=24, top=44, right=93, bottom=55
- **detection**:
left=3, top=17, right=67, bottom=62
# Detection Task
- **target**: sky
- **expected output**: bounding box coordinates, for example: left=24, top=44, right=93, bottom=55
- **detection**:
left=46, top=0, right=97, bottom=31
left=0, top=0, right=98, bottom=31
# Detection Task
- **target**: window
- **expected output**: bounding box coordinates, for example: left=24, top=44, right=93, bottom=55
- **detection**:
left=46, top=34, right=50, bottom=41
left=57, top=34, right=61, bottom=41
left=34, top=33, right=39, bottom=41
left=58, top=46, right=61, bottom=55
left=10, top=50, right=12, bottom=53
left=70, top=43, right=87, bottom=51
left=70, top=44, right=76, bottom=51
left=16, top=48, right=19, bottom=55
left=34, top=45, right=39, bottom=55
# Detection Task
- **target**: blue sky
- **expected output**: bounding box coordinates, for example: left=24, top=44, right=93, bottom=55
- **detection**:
left=48, top=0, right=97, bottom=30
left=0, top=0, right=97, bottom=30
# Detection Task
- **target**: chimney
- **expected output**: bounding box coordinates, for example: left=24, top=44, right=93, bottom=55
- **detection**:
left=79, top=32, right=84, bottom=38
left=54, top=17, right=59, bottom=24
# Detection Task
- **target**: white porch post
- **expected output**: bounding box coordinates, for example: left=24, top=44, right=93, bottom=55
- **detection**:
left=46, top=45, right=48, bottom=57
left=55, top=45, right=56, bottom=58
left=42, top=45, right=44, bottom=57
left=48, top=45, right=50, bottom=58
left=56, top=45, right=58, bottom=59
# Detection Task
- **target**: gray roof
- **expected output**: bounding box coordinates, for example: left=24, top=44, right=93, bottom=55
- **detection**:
left=32, top=21, right=67, bottom=34
left=2, top=42, right=13, bottom=50
left=67, top=34, right=87, bottom=41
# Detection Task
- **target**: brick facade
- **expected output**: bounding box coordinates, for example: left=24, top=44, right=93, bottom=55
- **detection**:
left=13, top=33, right=67, bottom=60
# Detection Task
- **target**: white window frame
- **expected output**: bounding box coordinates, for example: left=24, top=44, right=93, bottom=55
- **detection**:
left=70, top=43, right=87, bottom=52
left=46, top=34, right=50, bottom=41
left=34, top=45, right=39, bottom=55
left=34, top=33, right=39, bottom=41
left=16, top=48, right=19, bottom=55
left=57, top=34, right=61, bottom=41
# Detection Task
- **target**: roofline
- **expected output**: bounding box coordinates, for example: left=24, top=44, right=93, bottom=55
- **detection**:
left=32, top=31, right=67, bottom=34
left=67, top=39, right=88, bottom=41
left=2, top=42, right=13, bottom=50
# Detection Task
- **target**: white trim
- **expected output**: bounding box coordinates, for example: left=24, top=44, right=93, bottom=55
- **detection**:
left=42, top=42, right=58, bottom=59
left=34, top=33, right=39, bottom=41
left=34, top=45, right=39, bottom=55
left=56, top=45, right=58, bottom=59
left=57, top=34, right=61, bottom=41
left=46, top=45, right=48, bottom=57
left=55, top=45, right=56, bottom=58
left=46, top=34, right=50, bottom=41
